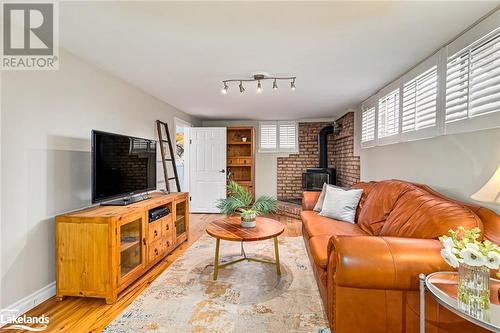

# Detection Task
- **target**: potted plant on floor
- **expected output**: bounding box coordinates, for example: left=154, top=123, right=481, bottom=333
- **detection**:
left=216, top=181, right=277, bottom=228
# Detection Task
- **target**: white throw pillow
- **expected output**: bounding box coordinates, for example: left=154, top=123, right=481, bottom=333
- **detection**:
left=313, top=183, right=347, bottom=212
left=319, top=186, right=363, bottom=223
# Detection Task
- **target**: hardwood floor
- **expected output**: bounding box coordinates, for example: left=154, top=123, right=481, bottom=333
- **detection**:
left=9, top=213, right=302, bottom=333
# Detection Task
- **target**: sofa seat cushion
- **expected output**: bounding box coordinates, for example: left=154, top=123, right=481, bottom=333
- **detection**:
left=301, top=210, right=369, bottom=238
left=309, top=235, right=331, bottom=269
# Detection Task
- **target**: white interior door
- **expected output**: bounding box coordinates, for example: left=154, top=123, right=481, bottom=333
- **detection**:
left=189, top=127, right=227, bottom=213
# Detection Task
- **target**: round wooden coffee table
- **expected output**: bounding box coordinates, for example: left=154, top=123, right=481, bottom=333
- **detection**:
left=206, top=216, right=285, bottom=280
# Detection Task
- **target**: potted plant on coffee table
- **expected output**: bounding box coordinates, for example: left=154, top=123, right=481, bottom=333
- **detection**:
left=216, top=181, right=277, bottom=228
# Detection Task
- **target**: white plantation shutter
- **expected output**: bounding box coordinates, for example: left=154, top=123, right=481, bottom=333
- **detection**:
left=361, top=107, right=376, bottom=143
left=259, top=121, right=298, bottom=152
left=278, top=122, right=297, bottom=150
left=259, top=123, right=277, bottom=150
left=378, top=89, right=400, bottom=139
left=446, top=28, right=500, bottom=131
left=446, top=51, right=469, bottom=122
left=470, top=33, right=500, bottom=117
left=402, top=66, right=438, bottom=133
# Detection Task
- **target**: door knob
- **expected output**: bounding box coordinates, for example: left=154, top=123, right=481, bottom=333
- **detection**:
left=220, top=169, right=225, bottom=173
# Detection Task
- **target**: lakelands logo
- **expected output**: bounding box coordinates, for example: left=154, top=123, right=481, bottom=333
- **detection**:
left=1, top=309, right=49, bottom=331
left=1, top=2, right=59, bottom=70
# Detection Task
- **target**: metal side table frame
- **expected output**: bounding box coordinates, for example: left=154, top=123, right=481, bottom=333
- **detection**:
left=419, top=272, right=500, bottom=333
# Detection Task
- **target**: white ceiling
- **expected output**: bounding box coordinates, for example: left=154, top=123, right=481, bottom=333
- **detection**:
left=59, top=1, right=499, bottom=120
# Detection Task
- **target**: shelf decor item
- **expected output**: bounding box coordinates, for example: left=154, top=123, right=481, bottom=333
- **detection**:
left=439, top=227, right=500, bottom=319
left=216, top=181, right=277, bottom=228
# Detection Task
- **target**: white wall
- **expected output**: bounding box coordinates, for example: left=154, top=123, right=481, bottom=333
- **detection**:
left=0, top=49, right=200, bottom=309
left=358, top=126, right=500, bottom=213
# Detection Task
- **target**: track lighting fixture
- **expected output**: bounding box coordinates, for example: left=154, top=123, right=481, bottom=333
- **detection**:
left=221, top=74, right=296, bottom=94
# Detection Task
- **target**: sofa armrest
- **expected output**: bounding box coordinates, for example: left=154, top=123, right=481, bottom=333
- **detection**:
left=302, top=191, right=321, bottom=210
left=328, top=236, right=450, bottom=290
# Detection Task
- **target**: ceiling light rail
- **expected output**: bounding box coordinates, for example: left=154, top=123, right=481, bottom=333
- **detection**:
left=221, top=74, right=296, bottom=94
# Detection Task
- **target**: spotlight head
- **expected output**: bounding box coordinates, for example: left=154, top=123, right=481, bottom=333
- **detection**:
left=272, top=79, right=278, bottom=90
left=291, top=78, right=296, bottom=91
left=257, top=80, right=262, bottom=93
left=221, top=82, right=228, bottom=94
left=239, top=81, right=245, bottom=93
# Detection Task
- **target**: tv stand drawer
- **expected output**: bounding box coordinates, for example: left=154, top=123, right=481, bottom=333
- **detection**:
left=148, top=238, right=165, bottom=263
left=148, top=220, right=162, bottom=242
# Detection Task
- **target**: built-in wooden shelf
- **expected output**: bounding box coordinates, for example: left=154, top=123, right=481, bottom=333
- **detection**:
left=227, top=127, right=255, bottom=197
left=228, top=141, right=252, bottom=145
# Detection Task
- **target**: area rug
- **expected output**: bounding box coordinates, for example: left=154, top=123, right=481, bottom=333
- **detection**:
left=104, top=234, right=328, bottom=332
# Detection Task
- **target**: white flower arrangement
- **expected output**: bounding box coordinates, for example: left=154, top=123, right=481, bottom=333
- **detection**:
left=439, top=227, right=500, bottom=276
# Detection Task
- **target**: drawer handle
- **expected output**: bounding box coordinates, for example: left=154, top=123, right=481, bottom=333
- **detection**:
left=167, top=241, right=170, bottom=247
left=154, top=230, right=158, bottom=237
left=143, top=238, right=146, bottom=245
left=154, top=248, right=159, bottom=255
left=166, top=224, right=169, bottom=230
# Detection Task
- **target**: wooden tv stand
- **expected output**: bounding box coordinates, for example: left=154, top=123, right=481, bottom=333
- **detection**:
left=55, top=192, right=189, bottom=304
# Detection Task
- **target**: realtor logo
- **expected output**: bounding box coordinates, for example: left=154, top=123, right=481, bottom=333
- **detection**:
left=1, top=2, right=59, bottom=70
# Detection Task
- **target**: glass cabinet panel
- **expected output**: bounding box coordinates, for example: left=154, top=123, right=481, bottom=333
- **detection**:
left=120, top=218, right=142, bottom=277
left=175, top=201, right=186, bottom=237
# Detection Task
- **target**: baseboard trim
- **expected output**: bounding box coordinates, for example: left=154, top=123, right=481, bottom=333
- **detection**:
left=4, top=281, right=56, bottom=317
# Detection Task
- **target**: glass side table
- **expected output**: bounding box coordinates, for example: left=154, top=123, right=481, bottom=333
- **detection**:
left=419, top=272, right=500, bottom=333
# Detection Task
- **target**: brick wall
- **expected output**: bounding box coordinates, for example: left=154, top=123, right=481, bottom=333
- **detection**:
left=276, top=112, right=360, bottom=200
left=332, top=112, right=360, bottom=187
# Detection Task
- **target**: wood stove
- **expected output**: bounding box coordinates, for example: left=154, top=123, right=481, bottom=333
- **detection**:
left=302, top=124, right=337, bottom=191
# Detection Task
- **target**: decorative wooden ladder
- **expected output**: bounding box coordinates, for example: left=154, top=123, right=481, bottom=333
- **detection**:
left=156, top=120, right=181, bottom=193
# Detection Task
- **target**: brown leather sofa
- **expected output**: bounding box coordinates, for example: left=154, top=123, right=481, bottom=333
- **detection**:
left=301, top=179, right=500, bottom=333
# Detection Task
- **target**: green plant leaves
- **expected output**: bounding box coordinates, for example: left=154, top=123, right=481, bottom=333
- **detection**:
left=216, top=181, right=277, bottom=216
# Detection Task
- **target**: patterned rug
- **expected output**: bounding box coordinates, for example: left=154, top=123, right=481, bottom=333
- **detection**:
left=104, top=234, right=328, bottom=332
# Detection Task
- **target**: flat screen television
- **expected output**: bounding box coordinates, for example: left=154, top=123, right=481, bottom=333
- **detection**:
left=91, top=130, right=157, bottom=205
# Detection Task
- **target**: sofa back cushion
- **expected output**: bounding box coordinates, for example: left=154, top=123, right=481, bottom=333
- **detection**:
left=354, top=180, right=415, bottom=235
left=380, top=186, right=483, bottom=238
left=351, top=181, right=376, bottom=222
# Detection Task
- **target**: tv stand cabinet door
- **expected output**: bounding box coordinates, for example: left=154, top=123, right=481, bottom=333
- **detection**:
left=116, top=213, right=147, bottom=289
left=173, top=195, right=189, bottom=246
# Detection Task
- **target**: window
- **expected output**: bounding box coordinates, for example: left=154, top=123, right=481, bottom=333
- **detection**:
left=446, top=29, right=500, bottom=123
left=361, top=106, right=376, bottom=143
left=259, top=121, right=298, bottom=152
left=360, top=19, right=500, bottom=149
left=470, top=32, right=500, bottom=117
left=402, top=66, right=438, bottom=132
left=278, top=122, right=297, bottom=150
left=446, top=51, right=469, bottom=122
left=259, top=123, right=277, bottom=150
left=378, top=89, right=400, bottom=139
